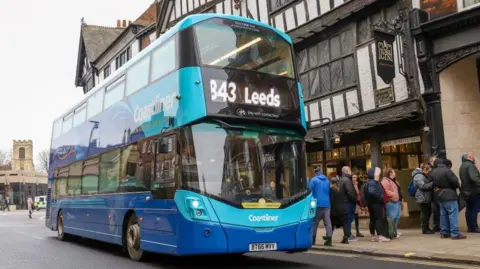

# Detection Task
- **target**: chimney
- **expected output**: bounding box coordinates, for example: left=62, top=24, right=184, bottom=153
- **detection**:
left=122, top=20, right=127, bottom=28
left=116, top=20, right=121, bottom=28
left=128, top=20, right=132, bottom=26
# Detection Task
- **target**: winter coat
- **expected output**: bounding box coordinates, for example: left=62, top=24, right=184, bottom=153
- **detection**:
left=309, top=173, right=330, bottom=208
left=459, top=159, right=480, bottom=196
left=430, top=158, right=460, bottom=202
left=412, top=168, right=433, bottom=204
left=339, top=174, right=357, bottom=205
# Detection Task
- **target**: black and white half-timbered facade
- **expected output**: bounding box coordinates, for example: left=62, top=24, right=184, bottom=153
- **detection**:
left=75, top=4, right=157, bottom=94
left=153, top=0, right=427, bottom=179
left=410, top=1, right=480, bottom=172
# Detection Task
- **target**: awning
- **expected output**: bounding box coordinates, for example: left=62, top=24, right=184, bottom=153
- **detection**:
left=305, top=99, right=422, bottom=142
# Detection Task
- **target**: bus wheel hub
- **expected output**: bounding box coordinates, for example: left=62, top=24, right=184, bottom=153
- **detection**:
left=127, top=224, right=140, bottom=249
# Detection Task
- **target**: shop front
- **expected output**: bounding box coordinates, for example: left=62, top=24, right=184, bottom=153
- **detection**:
left=306, top=119, right=424, bottom=227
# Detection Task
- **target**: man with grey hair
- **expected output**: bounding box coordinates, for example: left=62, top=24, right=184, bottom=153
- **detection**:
left=459, top=152, right=480, bottom=233
left=339, top=166, right=358, bottom=242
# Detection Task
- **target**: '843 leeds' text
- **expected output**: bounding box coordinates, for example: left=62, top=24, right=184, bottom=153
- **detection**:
left=209, top=79, right=281, bottom=107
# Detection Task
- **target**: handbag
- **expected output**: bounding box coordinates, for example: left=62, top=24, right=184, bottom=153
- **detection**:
left=401, top=201, right=409, bottom=217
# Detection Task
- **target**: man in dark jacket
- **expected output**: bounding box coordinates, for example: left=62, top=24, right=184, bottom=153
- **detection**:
left=430, top=158, right=466, bottom=239
left=428, top=155, right=440, bottom=232
left=459, top=152, right=480, bottom=233
left=339, top=166, right=358, bottom=242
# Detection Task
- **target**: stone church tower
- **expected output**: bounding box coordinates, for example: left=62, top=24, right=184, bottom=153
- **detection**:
left=11, top=140, right=35, bottom=171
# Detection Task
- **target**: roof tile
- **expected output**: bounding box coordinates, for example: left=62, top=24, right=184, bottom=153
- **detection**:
left=81, top=25, right=124, bottom=62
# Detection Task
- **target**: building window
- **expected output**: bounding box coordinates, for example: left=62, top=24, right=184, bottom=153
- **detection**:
left=116, top=51, right=127, bottom=70
left=269, top=0, right=294, bottom=11
left=104, top=65, right=111, bottom=79
left=464, top=0, right=480, bottom=7
left=127, top=47, right=132, bottom=61
left=19, top=147, right=25, bottom=159
left=297, top=28, right=355, bottom=99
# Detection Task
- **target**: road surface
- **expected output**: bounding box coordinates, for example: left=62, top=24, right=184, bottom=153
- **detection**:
left=0, top=211, right=473, bottom=269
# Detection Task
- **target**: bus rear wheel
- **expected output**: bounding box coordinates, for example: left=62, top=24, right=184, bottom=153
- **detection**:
left=125, top=214, right=144, bottom=261
left=57, top=211, right=67, bottom=241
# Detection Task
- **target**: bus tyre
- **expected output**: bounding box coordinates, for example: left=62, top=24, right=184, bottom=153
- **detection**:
left=125, top=214, right=143, bottom=261
left=57, top=211, right=67, bottom=241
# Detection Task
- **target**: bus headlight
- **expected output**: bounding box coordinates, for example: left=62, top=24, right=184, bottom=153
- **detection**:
left=309, top=198, right=317, bottom=218
left=185, top=197, right=209, bottom=221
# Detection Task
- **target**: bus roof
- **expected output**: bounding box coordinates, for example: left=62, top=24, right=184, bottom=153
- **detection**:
left=54, top=14, right=292, bottom=124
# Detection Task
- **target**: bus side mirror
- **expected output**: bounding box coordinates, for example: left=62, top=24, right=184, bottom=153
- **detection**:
left=323, top=129, right=333, bottom=152
left=157, top=138, right=169, bottom=154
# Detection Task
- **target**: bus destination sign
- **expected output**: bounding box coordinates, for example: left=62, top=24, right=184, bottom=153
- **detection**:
left=201, top=67, right=301, bottom=123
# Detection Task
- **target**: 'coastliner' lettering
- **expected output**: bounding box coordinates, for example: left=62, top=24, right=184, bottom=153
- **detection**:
left=133, top=92, right=177, bottom=123
left=248, top=214, right=279, bottom=222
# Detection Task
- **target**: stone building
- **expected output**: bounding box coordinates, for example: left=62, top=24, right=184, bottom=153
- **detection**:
left=0, top=140, right=48, bottom=210
left=410, top=0, right=480, bottom=230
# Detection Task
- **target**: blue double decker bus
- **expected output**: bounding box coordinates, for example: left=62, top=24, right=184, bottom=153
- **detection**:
left=47, top=13, right=316, bottom=261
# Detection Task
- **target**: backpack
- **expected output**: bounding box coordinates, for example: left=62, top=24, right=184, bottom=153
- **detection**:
left=407, top=177, right=416, bottom=197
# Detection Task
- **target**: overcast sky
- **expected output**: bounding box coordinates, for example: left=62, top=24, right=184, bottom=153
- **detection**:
left=0, top=0, right=154, bottom=159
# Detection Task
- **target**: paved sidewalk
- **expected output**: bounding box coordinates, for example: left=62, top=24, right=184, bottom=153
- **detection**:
left=312, top=228, right=480, bottom=265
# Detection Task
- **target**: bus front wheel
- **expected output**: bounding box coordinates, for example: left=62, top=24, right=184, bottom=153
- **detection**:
left=125, top=214, right=144, bottom=261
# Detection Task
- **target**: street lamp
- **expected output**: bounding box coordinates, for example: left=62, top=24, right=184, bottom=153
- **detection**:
left=334, top=134, right=341, bottom=144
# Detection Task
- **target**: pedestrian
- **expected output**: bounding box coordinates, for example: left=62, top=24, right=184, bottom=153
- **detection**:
left=352, top=173, right=364, bottom=237
left=459, top=152, right=480, bottom=233
left=4, top=196, right=10, bottom=212
left=365, top=166, right=390, bottom=242
left=309, top=166, right=333, bottom=245
left=430, top=158, right=466, bottom=239
left=339, top=166, right=358, bottom=242
left=413, top=163, right=435, bottom=234
left=327, top=177, right=349, bottom=245
left=381, top=168, right=401, bottom=236
left=27, top=197, right=33, bottom=219
left=429, top=156, right=441, bottom=232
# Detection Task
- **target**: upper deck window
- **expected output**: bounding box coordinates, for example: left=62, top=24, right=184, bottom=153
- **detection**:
left=104, top=77, right=125, bottom=110
left=193, top=18, right=295, bottom=79
left=151, top=38, right=176, bottom=82
left=126, top=56, right=150, bottom=96
left=87, top=89, right=104, bottom=119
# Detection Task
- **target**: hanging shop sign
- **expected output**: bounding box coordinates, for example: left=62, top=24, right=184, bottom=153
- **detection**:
left=373, top=29, right=396, bottom=84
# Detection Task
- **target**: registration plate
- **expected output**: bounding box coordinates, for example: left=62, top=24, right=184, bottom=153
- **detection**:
left=248, top=243, right=277, bottom=252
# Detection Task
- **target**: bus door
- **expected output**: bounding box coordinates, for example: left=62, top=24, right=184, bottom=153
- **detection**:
left=137, top=134, right=179, bottom=244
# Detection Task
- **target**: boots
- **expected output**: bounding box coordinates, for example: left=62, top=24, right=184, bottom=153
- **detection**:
left=323, top=236, right=332, bottom=246
left=340, top=236, right=349, bottom=244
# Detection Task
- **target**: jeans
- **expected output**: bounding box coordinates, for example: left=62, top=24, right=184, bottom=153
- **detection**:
left=313, top=207, right=333, bottom=242
left=346, top=203, right=356, bottom=237
left=386, top=201, right=401, bottom=228
left=367, top=203, right=384, bottom=236
left=465, top=194, right=480, bottom=230
left=439, top=200, right=460, bottom=237
left=420, top=203, right=432, bottom=230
